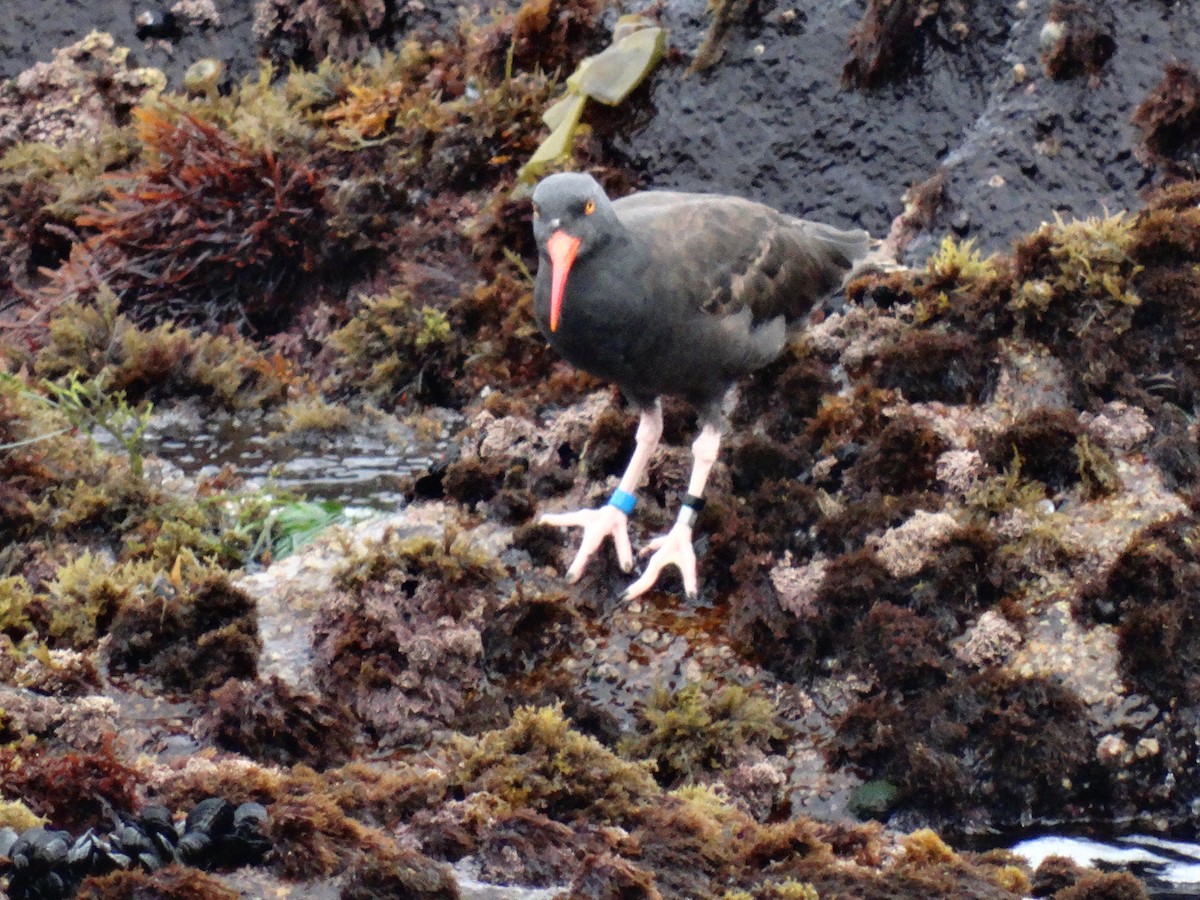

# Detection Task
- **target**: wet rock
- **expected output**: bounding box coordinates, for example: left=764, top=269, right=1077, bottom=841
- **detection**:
left=619, top=1, right=1200, bottom=257
left=134, top=9, right=181, bottom=41
left=0, top=32, right=165, bottom=153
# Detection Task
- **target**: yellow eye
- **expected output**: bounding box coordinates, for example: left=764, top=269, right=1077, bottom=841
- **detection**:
left=584, top=199, right=596, bottom=215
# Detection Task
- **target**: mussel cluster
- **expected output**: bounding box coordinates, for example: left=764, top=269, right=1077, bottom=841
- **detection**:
left=0, top=799, right=269, bottom=900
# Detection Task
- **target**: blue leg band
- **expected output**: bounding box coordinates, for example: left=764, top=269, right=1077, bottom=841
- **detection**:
left=608, top=488, right=636, bottom=515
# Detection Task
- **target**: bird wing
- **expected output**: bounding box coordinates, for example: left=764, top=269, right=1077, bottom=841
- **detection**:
left=612, top=191, right=868, bottom=325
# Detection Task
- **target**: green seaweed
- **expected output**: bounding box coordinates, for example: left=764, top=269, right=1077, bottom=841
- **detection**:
left=966, top=449, right=1052, bottom=516
left=1011, top=212, right=1142, bottom=324
left=1075, top=434, right=1121, bottom=501
left=34, top=288, right=295, bottom=410
left=252, top=500, right=347, bottom=561
left=519, top=16, right=665, bottom=182
left=37, top=372, right=152, bottom=480
left=0, top=797, right=46, bottom=831
left=0, top=578, right=34, bottom=640
left=277, top=395, right=355, bottom=434
left=41, top=553, right=158, bottom=649
left=334, top=529, right=504, bottom=596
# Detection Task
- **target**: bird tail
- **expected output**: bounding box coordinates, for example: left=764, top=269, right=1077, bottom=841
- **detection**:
left=805, top=221, right=872, bottom=271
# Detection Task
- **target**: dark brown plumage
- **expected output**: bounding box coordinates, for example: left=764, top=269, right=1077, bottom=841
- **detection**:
left=530, top=171, right=870, bottom=596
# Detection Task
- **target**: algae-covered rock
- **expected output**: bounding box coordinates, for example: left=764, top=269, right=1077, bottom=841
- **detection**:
left=313, top=531, right=504, bottom=747
left=455, top=704, right=660, bottom=824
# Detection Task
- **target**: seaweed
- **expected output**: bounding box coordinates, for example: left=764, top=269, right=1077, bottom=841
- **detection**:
left=265, top=793, right=395, bottom=880
left=34, top=290, right=296, bottom=410
left=475, top=809, right=583, bottom=886
left=471, top=0, right=613, bottom=85
left=843, top=414, right=948, bottom=497
left=77, top=865, right=240, bottom=899
left=0, top=740, right=139, bottom=833
left=831, top=670, right=1101, bottom=826
left=1013, top=213, right=1140, bottom=313
left=843, top=0, right=971, bottom=89
left=54, top=108, right=328, bottom=336
left=978, top=408, right=1088, bottom=495
left=0, top=576, right=34, bottom=641
left=1133, top=63, right=1200, bottom=178
left=339, top=848, right=462, bottom=899
left=36, top=554, right=156, bottom=650
left=254, top=0, right=393, bottom=69
left=1077, top=516, right=1200, bottom=706
left=0, top=124, right=139, bottom=297
left=316, top=531, right=505, bottom=746
left=869, top=329, right=992, bottom=404
left=327, top=288, right=458, bottom=406
left=566, top=853, right=659, bottom=899
left=619, top=682, right=784, bottom=787
left=454, top=705, right=660, bottom=825
left=105, top=570, right=261, bottom=693
left=1053, top=872, right=1150, bottom=900
left=200, top=676, right=356, bottom=770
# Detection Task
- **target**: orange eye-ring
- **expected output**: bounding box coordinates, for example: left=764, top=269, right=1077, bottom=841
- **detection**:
left=584, top=199, right=596, bottom=215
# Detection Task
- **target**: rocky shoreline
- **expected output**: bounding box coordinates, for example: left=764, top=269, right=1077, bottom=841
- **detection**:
left=2, top=0, right=1200, bottom=897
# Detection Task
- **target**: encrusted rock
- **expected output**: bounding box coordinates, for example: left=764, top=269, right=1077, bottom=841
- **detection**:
left=0, top=31, right=165, bottom=151
left=954, top=611, right=1022, bottom=668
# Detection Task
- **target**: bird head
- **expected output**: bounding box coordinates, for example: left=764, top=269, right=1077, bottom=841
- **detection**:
left=531, top=172, right=617, bottom=332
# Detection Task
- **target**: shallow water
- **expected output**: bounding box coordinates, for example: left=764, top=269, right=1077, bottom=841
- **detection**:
left=1011, top=833, right=1200, bottom=897
left=140, top=403, right=459, bottom=510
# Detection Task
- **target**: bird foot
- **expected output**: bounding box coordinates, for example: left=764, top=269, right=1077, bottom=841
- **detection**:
left=624, top=523, right=698, bottom=599
left=539, top=504, right=634, bottom=582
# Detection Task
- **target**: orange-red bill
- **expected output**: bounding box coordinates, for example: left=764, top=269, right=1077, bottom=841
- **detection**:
left=546, top=230, right=581, bottom=332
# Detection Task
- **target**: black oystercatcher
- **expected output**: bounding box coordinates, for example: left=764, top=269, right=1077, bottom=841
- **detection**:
left=532, top=171, right=870, bottom=597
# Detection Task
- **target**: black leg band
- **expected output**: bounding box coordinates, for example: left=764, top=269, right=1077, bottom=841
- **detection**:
left=682, top=493, right=706, bottom=512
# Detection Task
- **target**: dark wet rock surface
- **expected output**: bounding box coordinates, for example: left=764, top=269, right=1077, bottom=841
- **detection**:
left=0, top=0, right=260, bottom=89
left=616, top=0, right=1200, bottom=258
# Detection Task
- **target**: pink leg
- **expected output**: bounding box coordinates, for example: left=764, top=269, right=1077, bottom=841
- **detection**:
left=625, top=422, right=721, bottom=598
left=540, top=402, right=663, bottom=582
